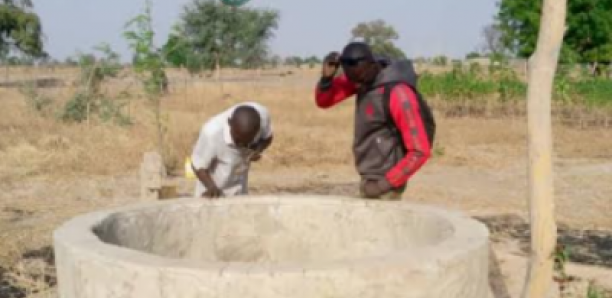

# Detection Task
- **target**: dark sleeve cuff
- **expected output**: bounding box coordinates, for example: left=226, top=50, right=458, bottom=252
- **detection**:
left=318, top=76, right=334, bottom=91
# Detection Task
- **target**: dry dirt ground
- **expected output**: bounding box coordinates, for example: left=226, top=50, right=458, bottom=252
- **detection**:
left=1, top=69, right=611, bottom=297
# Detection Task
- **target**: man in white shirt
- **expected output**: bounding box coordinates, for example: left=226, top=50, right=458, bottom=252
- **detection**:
left=191, top=102, right=273, bottom=198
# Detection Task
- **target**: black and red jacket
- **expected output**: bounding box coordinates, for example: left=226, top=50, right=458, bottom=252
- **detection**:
left=315, top=64, right=431, bottom=190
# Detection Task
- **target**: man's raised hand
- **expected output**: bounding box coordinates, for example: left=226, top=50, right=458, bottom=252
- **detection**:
left=322, top=51, right=340, bottom=78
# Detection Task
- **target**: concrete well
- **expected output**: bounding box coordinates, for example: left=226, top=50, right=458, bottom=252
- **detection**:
left=53, top=196, right=490, bottom=298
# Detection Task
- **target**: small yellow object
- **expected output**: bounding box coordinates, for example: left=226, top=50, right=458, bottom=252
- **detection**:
left=185, top=157, right=196, bottom=179
left=159, top=183, right=178, bottom=200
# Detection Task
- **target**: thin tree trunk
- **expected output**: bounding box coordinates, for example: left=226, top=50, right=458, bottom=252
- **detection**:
left=215, top=53, right=221, bottom=81
left=86, top=102, right=91, bottom=126
left=590, top=62, right=599, bottom=77
left=184, top=78, right=187, bottom=103
left=84, top=63, right=100, bottom=127
left=157, top=101, right=164, bottom=167
left=156, top=79, right=166, bottom=174
left=521, top=0, right=567, bottom=298
left=215, top=53, right=225, bottom=96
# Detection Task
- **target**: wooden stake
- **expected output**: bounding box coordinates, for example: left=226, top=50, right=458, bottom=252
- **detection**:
left=521, top=1, right=567, bottom=298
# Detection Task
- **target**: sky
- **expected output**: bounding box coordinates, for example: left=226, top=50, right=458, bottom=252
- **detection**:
left=32, top=0, right=498, bottom=62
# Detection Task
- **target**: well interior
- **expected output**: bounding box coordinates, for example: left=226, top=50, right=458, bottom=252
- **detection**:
left=94, top=202, right=454, bottom=263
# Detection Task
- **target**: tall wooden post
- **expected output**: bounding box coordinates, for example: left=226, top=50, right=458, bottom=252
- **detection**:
left=521, top=1, right=567, bottom=298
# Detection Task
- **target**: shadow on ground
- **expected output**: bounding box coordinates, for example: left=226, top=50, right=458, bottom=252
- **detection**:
left=0, top=246, right=56, bottom=298
left=251, top=182, right=359, bottom=197
left=476, top=214, right=612, bottom=268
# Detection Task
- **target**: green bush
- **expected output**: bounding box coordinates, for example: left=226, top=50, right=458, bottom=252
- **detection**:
left=59, top=43, right=131, bottom=125
left=418, top=64, right=612, bottom=107
left=19, top=83, right=54, bottom=115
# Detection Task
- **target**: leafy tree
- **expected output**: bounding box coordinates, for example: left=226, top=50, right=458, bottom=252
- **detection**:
left=466, top=52, right=482, bottom=59
left=0, top=55, right=32, bottom=65
left=0, top=0, right=45, bottom=57
left=219, top=0, right=250, bottom=7
left=303, top=55, right=321, bottom=68
left=497, top=0, right=612, bottom=74
left=432, top=55, right=448, bottom=66
left=124, top=0, right=169, bottom=164
left=350, top=19, right=406, bottom=59
left=234, top=7, right=277, bottom=69
left=60, top=44, right=128, bottom=125
left=284, top=56, right=303, bottom=68
left=480, top=23, right=507, bottom=60
left=64, top=56, right=78, bottom=67
left=162, top=33, right=188, bottom=68
left=124, top=2, right=168, bottom=96
left=163, top=0, right=279, bottom=74
left=267, top=54, right=281, bottom=68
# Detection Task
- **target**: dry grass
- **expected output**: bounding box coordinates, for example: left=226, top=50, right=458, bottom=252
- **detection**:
left=0, top=70, right=358, bottom=182
left=1, top=68, right=612, bottom=297
left=2, top=68, right=611, bottom=182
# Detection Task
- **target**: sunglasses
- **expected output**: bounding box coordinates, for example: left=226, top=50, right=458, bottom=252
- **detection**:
left=339, top=56, right=368, bottom=67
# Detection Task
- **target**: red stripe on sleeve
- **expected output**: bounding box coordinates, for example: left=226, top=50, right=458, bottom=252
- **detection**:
left=385, top=84, right=432, bottom=188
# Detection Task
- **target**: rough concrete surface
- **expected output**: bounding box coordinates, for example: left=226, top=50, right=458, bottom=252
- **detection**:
left=53, top=196, right=490, bottom=298
left=139, top=152, right=165, bottom=201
